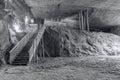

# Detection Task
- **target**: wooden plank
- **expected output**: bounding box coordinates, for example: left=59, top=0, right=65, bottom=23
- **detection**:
left=10, top=24, right=37, bottom=63
left=29, top=25, right=46, bottom=63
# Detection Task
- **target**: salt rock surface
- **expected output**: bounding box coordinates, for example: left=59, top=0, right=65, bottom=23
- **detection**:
left=50, top=26, right=120, bottom=56
left=0, top=20, right=10, bottom=59
left=74, top=31, right=120, bottom=56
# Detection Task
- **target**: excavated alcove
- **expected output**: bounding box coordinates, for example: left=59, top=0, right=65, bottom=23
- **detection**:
left=42, top=28, right=61, bottom=57
left=36, top=27, right=70, bottom=58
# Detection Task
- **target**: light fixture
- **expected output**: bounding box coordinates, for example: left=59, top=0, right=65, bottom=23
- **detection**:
left=13, top=22, right=23, bottom=33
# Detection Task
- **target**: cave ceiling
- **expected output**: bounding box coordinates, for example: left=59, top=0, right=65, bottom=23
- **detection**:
left=24, top=0, right=120, bottom=18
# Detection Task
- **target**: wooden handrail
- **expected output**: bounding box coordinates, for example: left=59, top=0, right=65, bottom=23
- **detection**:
left=9, top=24, right=37, bottom=63
left=29, top=25, right=46, bottom=63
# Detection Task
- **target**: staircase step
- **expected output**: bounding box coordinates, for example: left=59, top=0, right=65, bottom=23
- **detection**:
left=10, top=24, right=45, bottom=65
left=9, top=24, right=38, bottom=64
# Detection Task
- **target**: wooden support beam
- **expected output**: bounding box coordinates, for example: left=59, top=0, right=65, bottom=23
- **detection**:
left=83, top=9, right=89, bottom=31
left=83, top=10, right=85, bottom=30
left=86, top=9, right=89, bottom=31
left=80, top=10, right=84, bottom=30
left=78, top=12, right=81, bottom=30
left=80, top=9, right=89, bottom=31
left=42, top=37, right=45, bottom=58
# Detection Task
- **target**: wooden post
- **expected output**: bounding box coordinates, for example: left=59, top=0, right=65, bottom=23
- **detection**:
left=83, top=10, right=86, bottom=30
left=29, top=25, right=46, bottom=64
left=42, top=37, right=45, bottom=58
left=86, top=9, right=89, bottom=31
left=81, top=9, right=89, bottom=31
left=81, top=10, right=84, bottom=30
left=78, top=12, right=81, bottom=30
left=83, top=10, right=85, bottom=30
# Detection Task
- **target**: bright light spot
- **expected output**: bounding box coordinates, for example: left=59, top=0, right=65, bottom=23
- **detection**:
left=13, top=23, right=22, bottom=33
left=30, top=19, right=34, bottom=24
left=25, top=16, right=29, bottom=25
left=9, top=28, right=18, bottom=44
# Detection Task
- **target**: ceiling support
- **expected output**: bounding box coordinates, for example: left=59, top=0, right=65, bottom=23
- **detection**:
left=78, top=9, right=89, bottom=31
left=84, top=9, right=89, bottom=31
left=86, top=9, right=89, bottom=31
left=78, top=11, right=83, bottom=30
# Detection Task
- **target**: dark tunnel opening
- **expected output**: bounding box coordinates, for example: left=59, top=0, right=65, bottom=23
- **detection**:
left=36, top=28, right=62, bottom=58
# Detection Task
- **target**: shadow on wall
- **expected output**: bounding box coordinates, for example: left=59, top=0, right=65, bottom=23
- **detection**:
left=89, top=16, right=112, bottom=32
left=89, top=8, right=120, bottom=33
left=36, top=27, right=61, bottom=57
left=110, top=26, right=120, bottom=36
left=43, top=28, right=61, bottom=57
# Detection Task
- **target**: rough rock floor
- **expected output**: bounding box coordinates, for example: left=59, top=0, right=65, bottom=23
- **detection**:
left=0, top=56, right=120, bottom=80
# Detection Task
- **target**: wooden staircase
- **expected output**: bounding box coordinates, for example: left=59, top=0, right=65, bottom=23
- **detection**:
left=9, top=24, right=46, bottom=65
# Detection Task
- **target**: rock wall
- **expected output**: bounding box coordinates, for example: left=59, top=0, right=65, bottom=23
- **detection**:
left=25, top=0, right=120, bottom=18
left=0, top=20, right=11, bottom=64
left=0, top=0, right=33, bottom=64
left=89, top=8, right=120, bottom=32
left=41, top=22, right=120, bottom=56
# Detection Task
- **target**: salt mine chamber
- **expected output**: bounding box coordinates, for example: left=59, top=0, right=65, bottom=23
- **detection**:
left=0, top=0, right=120, bottom=65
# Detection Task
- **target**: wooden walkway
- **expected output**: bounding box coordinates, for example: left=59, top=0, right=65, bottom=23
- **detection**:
left=9, top=24, right=46, bottom=64
left=29, top=25, right=46, bottom=63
